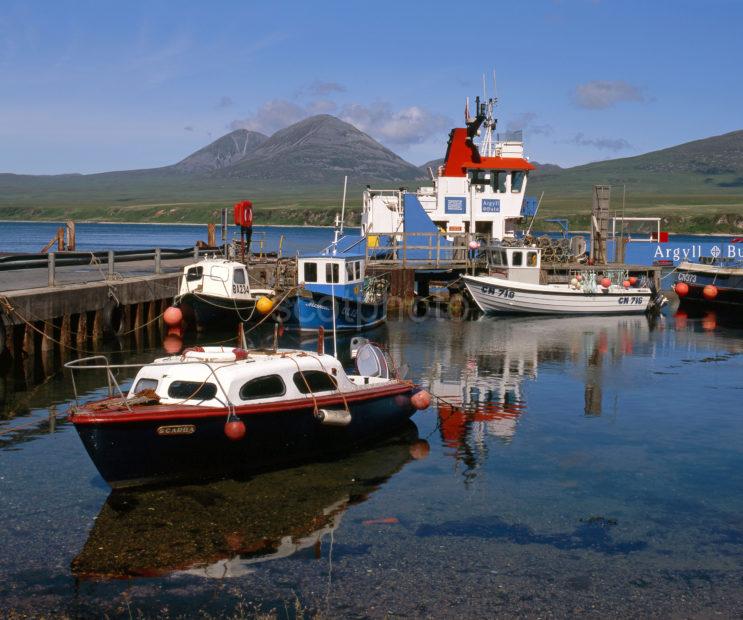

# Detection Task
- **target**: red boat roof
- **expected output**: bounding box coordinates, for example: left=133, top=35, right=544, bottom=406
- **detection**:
left=442, top=128, right=535, bottom=177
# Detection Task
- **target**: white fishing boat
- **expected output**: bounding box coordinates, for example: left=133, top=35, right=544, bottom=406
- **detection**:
left=175, top=257, right=275, bottom=330
left=463, top=245, right=660, bottom=315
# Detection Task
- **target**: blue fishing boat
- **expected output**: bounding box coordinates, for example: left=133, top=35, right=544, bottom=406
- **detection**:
left=674, top=257, right=743, bottom=310
left=278, top=252, right=387, bottom=332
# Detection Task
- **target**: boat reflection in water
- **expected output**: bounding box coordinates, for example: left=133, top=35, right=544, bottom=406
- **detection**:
left=412, top=315, right=653, bottom=474
left=72, top=424, right=424, bottom=581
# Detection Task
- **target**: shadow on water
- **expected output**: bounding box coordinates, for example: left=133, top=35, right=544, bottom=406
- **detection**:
left=71, top=423, right=424, bottom=581
left=416, top=514, right=647, bottom=555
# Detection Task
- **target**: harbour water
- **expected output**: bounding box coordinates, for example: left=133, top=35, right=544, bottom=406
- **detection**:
left=1, top=310, right=742, bottom=616
left=0, top=222, right=742, bottom=616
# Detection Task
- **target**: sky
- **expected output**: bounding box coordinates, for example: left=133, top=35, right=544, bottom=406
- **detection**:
left=1, top=0, right=742, bottom=174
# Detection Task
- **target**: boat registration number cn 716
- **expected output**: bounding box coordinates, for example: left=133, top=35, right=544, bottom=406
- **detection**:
left=618, top=297, right=645, bottom=305
left=481, top=286, right=515, bottom=299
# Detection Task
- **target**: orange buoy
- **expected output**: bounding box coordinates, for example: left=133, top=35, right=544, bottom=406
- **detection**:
left=629, top=276, right=638, bottom=286
left=409, top=439, right=431, bottom=460
left=600, top=277, right=611, bottom=288
left=411, top=390, right=432, bottom=410
left=703, top=284, right=718, bottom=300
left=163, top=306, right=183, bottom=327
left=622, top=280, right=631, bottom=288
left=702, top=311, right=717, bottom=331
left=224, top=418, right=246, bottom=441
left=674, top=282, right=689, bottom=297
left=162, top=333, right=183, bottom=354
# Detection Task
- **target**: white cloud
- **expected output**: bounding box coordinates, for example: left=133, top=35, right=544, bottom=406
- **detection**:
left=506, top=112, right=553, bottom=136
left=229, top=99, right=310, bottom=134
left=305, top=80, right=346, bottom=96
left=572, top=80, right=645, bottom=109
left=569, top=132, right=632, bottom=151
left=339, top=102, right=452, bottom=146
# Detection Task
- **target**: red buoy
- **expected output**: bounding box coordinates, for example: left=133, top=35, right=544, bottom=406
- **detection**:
left=674, top=282, right=689, bottom=297
left=600, top=277, right=611, bottom=288
left=409, top=439, right=431, bottom=460
left=629, top=276, right=637, bottom=286
left=411, top=390, right=432, bottom=410
left=703, top=284, right=718, bottom=300
left=163, top=306, right=183, bottom=327
left=224, top=418, right=246, bottom=441
left=622, top=280, right=631, bottom=288
left=163, top=333, right=183, bottom=354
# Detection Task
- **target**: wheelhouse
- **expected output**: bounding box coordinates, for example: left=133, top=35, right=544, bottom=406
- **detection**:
left=298, top=254, right=366, bottom=300
left=178, top=257, right=271, bottom=300
left=485, top=246, right=541, bottom=284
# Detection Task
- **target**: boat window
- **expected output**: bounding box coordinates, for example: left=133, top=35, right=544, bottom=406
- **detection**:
left=168, top=381, right=218, bottom=401
left=346, top=261, right=355, bottom=281
left=355, top=261, right=361, bottom=279
left=493, top=171, right=507, bottom=193
left=527, top=251, right=538, bottom=267
left=511, top=171, right=525, bottom=193
left=303, top=262, right=317, bottom=283
left=239, top=375, right=286, bottom=401
left=233, top=268, right=246, bottom=284
left=293, top=370, right=338, bottom=394
left=133, top=378, right=158, bottom=393
left=511, top=251, right=523, bottom=266
left=470, top=169, right=491, bottom=186
left=326, top=263, right=340, bottom=284
left=210, top=266, right=229, bottom=281
left=186, top=266, right=203, bottom=282
left=501, top=250, right=508, bottom=265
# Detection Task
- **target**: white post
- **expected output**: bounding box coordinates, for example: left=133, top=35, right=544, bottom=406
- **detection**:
left=339, top=175, right=348, bottom=237
left=331, top=278, right=338, bottom=359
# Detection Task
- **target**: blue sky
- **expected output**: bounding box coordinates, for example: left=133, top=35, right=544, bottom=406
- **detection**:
left=1, top=0, right=741, bottom=174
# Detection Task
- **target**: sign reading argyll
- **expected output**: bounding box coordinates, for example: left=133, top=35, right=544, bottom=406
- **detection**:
left=653, top=243, right=743, bottom=262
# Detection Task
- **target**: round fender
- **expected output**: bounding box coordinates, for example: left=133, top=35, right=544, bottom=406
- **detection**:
left=102, top=300, right=124, bottom=336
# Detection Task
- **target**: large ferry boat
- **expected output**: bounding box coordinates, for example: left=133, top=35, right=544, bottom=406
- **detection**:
left=360, top=95, right=536, bottom=244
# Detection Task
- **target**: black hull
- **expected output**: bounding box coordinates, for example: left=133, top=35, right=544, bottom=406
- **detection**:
left=74, top=391, right=416, bottom=488
left=179, top=293, right=258, bottom=330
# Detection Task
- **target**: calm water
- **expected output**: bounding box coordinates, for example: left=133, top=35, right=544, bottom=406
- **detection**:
left=0, top=222, right=346, bottom=255
left=1, top=310, right=742, bottom=617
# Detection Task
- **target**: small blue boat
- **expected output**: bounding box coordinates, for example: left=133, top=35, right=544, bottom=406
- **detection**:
left=278, top=252, right=387, bottom=332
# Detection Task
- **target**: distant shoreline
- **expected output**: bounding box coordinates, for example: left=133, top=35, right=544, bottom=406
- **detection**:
left=0, top=219, right=339, bottom=230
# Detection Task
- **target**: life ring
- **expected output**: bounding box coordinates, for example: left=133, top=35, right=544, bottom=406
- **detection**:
left=181, top=346, right=248, bottom=363
left=102, top=300, right=124, bottom=336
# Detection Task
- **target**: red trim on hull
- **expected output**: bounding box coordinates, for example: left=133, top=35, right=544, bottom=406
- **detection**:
left=70, top=381, right=414, bottom=425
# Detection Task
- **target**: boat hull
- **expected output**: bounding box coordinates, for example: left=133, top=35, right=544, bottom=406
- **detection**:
left=464, top=275, right=651, bottom=315
left=676, top=264, right=743, bottom=309
left=279, top=292, right=386, bottom=332
left=179, top=293, right=258, bottom=330
left=71, top=385, right=416, bottom=488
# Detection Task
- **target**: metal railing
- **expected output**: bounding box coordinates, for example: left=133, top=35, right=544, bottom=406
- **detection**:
left=364, top=231, right=486, bottom=269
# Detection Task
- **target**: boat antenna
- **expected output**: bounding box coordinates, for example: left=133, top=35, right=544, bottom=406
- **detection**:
left=526, top=191, right=545, bottom=237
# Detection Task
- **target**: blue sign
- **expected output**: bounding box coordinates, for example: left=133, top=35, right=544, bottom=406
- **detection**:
left=445, top=196, right=466, bottom=214
left=482, top=199, right=501, bottom=213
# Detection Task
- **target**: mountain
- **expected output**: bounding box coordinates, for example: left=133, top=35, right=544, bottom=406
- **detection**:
left=529, top=130, right=743, bottom=193
left=172, top=129, right=268, bottom=173
left=214, top=115, right=423, bottom=183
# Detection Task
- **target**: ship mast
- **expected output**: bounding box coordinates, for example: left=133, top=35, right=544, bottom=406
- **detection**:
left=478, top=71, right=498, bottom=157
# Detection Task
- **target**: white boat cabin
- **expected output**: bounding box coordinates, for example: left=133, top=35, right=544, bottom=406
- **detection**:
left=298, top=254, right=365, bottom=296
left=178, top=257, right=273, bottom=300
left=485, top=246, right=541, bottom=284
left=128, top=347, right=392, bottom=409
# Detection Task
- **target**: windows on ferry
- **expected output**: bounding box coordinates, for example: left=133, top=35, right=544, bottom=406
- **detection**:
left=168, top=381, right=218, bottom=401
left=511, top=171, right=525, bottom=193
left=233, top=268, right=246, bottom=284
left=303, top=262, right=318, bottom=283
left=239, top=375, right=286, bottom=401
left=186, top=266, right=203, bottom=282
left=470, top=169, right=491, bottom=187
left=326, top=262, right=340, bottom=284
left=293, top=370, right=337, bottom=394
left=494, top=171, right=507, bottom=193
